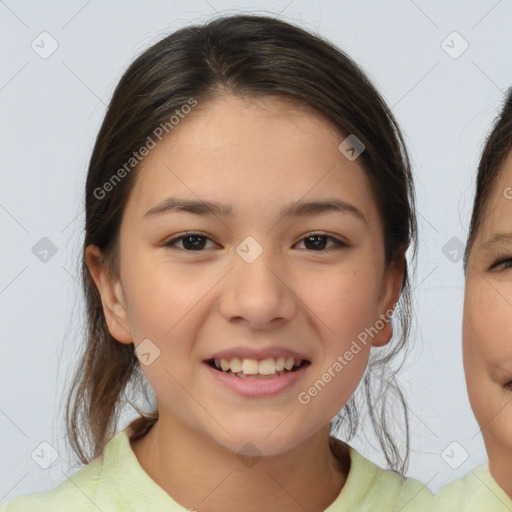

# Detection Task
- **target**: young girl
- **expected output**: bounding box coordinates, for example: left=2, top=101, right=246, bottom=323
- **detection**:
left=430, top=90, right=512, bottom=510
left=0, top=14, right=433, bottom=511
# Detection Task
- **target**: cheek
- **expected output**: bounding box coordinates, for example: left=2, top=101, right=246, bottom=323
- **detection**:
left=123, top=257, right=206, bottom=338
left=298, top=267, right=378, bottom=408
left=463, top=294, right=488, bottom=411
left=463, top=278, right=512, bottom=436
left=463, top=282, right=494, bottom=393
left=120, top=258, right=215, bottom=398
left=120, top=262, right=213, bottom=414
left=308, top=265, right=383, bottom=340
left=464, top=279, right=512, bottom=368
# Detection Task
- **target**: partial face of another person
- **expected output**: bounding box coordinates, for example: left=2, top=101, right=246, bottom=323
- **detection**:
left=87, top=94, right=402, bottom=457
left=464, top=150, right=512, bottom=495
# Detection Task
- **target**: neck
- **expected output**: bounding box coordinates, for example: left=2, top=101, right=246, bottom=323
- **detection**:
left=130, top=417, right=349, bottom=512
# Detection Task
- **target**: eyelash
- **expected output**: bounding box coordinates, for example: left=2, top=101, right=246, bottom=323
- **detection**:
left=162, top=231, right=348, bottom=252
left=490, top=258, right=512, bottom=271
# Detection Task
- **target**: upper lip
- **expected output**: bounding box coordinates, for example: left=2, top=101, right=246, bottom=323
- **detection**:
left=206, top=346, right=310, bottom=362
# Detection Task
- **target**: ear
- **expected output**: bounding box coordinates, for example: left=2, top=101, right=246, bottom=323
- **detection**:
left=371, top=249, right=405, bottom=348
left=84, top=244, right=133, bottom=344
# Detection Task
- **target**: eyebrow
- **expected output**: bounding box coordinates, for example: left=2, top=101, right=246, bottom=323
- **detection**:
left=143, top=197, right=367, bottom=223
left=484, top=232, right=512, bottom=250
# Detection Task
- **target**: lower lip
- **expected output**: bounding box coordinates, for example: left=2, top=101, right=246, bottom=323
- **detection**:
left=204, top=362, right=309, bottom=397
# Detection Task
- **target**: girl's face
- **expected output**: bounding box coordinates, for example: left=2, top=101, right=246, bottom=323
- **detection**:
left=88, top=94, right=401, bottom=456
left=464, top=150, right=512, bottom=490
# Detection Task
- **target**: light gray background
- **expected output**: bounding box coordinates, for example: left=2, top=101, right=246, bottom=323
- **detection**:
left=1, top=0, right=511, bottom=502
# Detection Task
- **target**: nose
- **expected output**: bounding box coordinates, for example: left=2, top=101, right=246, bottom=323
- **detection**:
left=218, top=243, right=296, bottom=330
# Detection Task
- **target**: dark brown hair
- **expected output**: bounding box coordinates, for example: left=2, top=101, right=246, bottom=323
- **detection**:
left=465, top=88, right=512, bottom=268
left=65, top=14, right=417, bottom=474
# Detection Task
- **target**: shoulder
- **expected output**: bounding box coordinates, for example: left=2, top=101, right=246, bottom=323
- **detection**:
left=327, top=438, right=433, bottom=511
left=431, top=465, right=512, bottom=512
left=0, top=430, right=127, bottom=512
left=349, top=447, right=433, bottom=511
left=0, top=460, right=103, bottom=512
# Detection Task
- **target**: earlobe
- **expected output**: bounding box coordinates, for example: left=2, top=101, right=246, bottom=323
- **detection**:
left=372, top=324, right=393, bottom=348
left=84, top=244, right=133, bottom=344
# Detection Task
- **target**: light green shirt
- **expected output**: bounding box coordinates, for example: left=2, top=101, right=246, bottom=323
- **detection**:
left=0, top=426, right=433, bottom=511
left=430, top=464, right=512, bottom=511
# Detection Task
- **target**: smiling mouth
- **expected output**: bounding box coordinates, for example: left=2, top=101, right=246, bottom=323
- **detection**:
left=206, top=357, right=310, bottom=379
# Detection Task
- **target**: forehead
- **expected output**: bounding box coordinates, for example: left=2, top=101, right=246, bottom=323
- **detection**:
left=124, top=94, right=381, bottom=225
left=480, top=152, right=512, bottom=231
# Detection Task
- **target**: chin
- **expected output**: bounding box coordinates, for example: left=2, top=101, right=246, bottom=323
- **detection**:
left=210, top=421, right=314, bottom=458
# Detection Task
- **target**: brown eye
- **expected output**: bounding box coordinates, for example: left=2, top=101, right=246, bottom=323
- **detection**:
left=295, top=233, right=348, bottom=251
left=163, top=232, right=217, bottom=251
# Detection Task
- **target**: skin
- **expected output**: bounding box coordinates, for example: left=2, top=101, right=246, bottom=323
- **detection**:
left=464, top=150, right=512, bottom=498
left=86, top=94, right=403, bottom=512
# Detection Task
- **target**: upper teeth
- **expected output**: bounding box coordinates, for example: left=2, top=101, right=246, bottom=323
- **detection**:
left=213, top=357, right=302, bottom=375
